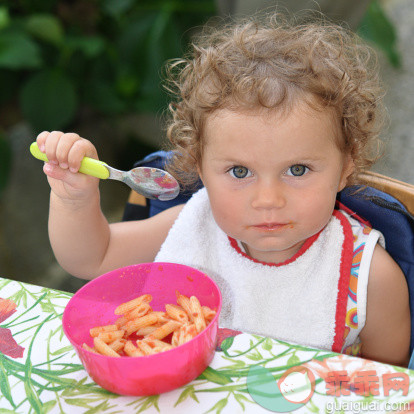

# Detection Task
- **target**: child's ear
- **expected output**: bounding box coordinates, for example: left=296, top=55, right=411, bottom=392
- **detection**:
left=338, top=154, right=355, bottom=191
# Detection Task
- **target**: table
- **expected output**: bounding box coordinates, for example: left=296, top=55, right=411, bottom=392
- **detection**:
left=1, top=276, right=413, bottom=414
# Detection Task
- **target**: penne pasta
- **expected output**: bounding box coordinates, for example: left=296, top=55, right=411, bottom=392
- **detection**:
left=128, top=302, right=152, bottom=319
left=114, top=294, right=152, bottom=315
left=165, top=304, right=189, bottom=323
left=176, top=292, right=194, bottom=322
left=190, top=296, right=206, bottom=333
left=151, top=311, right=171, bottom=323
left=82, top=343, right=99, bottom=354
left=202, top=306, right=216, bottom=322
left=124, top=313, right=158, bottom=336
left=178, top=324, right=198, bottom=345
left=146, top=320, right=181, bottom=341
left=94, top=337, right=121, bottom=357
left=153, top=346, right=171, bottom=353
left=108, top=338, right=126, bottom=353
left=90, top=324, right=118, bottom=337
left=97, top=329, right=125, bottom=343
left=124, top=340, right=144, bottom=357
left=171, top=329, right=180, bottom=347
left=144, top=338, right=173, bottom=351
left=115, top=313, right=133, bottom=328
left=135, top=325, right=160, bottom=337
left=136, top=339, right=154, bottom=355
left=83, top=292, right=215, bottom=357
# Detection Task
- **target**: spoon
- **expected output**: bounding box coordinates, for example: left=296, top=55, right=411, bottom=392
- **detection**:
left=30, top=142, right=180, bottom=201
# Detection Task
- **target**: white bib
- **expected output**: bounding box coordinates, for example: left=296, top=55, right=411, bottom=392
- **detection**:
left=155, top=188, right=379, bottom=352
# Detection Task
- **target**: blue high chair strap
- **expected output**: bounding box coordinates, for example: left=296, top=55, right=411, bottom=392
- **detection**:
left=338, top=186, right=414, bottom=285
left=126, top=151, right=414, bottom=353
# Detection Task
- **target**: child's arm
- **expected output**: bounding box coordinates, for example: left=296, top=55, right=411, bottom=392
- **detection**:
left=37, top=131, right=182, bottom=279
left=359, top=244, right=411, bottom=367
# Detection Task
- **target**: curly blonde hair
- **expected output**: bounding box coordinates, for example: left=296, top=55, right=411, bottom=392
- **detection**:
left=163, top=12, right=386, bottom=188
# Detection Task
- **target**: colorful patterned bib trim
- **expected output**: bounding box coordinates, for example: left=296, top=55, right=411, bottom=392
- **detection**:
left=341, top=221, right=373, bottom=357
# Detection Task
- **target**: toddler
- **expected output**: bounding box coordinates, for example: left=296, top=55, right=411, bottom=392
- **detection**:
left=37, top=13, right=410, bottom=366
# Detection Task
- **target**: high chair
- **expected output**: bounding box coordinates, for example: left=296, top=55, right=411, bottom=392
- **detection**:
left=122, top=151, right=414, bottom=359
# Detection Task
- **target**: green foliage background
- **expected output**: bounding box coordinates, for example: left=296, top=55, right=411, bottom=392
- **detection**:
left=0, top=0, right=401, bottom=198
left=0, top=0, right=216, bottom=133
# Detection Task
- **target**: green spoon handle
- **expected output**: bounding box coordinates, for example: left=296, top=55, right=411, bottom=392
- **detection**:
left=30, top=142, right=110, bottom=180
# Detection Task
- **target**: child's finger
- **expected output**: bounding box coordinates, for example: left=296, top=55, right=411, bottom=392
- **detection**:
left=55, top=133, right=82, bottom=169
left=44, top=131, right=64, bottom=164
left=67, top=138, right=98, bottom=173
left=43, top=162, right=69, bottom=181
left=36, top=131, right=50, bottom=153
left=43, top=162, right=93, bottom=188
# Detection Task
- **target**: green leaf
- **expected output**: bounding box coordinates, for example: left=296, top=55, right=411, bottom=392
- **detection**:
left=40, top=300, right=54, bottom=313
left=20, top=69, right=78, bottom=131
left=65, top=35, right=106, bottom=58
left=0, top=31, right=41, bottom=69
left=234, top=392, right=252, bottom=410
left=287, top=354, right=301, bottom=366
left=136, top=395, right=160, bottom=413
left=41, top=400, right=57, bottom=413
left=10, top=288, right=25, bottom=306
left=84, top=79, right=126, bottom=114
left=307, top=397, right=321, bottom=413
left=22, top=288, right=27, bottom=307
left=198, top=366, right=233, bottom=385
left=0, top=133, right=12, bottom=198
left=50, top=345, right=74, bottom=356
left=117, top=13, right=157, bottom=78
left=24, top=378, right=43, bottom=413
left=174, top=385, right=199, bottom=407
left=358, top=0, right=401, bottom=68
left=262, top=337, right=273, bottom=351
left=0, top=355, right=15, bottom=409
left=221, top=356, right=246, bottom=370
left=81, top=401, right=112, bottom=413
left=25, top=14, right=64, bottom=45
left=205, top=398, right=228, bottom=414
left=136, top=7, right=183, bottom=112
left=220, top=336, right=235, bottom=353
left=0, top=6, right=10, bottom=30
left=65, top=398, right=95, bottom=408
left=246, top=349, right=263, bottom=361
left=102, top=0, right=134, bottom=16
left=116, top=70, right=140, bottom=99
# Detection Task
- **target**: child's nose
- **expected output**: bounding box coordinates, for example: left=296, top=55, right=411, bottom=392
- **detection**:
left=251, top=180, right=286, bottom=209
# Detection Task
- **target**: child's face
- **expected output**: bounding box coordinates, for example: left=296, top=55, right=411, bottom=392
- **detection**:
left=198, top=103, right=354, bottom=264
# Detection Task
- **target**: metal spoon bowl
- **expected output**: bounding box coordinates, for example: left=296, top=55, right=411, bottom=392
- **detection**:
left=30, top=142, right=180, bottom=201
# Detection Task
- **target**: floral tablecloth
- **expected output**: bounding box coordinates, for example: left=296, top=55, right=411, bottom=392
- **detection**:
left=1, top=276, right=414, bottom=414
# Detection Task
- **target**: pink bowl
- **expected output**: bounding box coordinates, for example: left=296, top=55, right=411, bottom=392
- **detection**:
left=62, top=262, right=222, bottom=396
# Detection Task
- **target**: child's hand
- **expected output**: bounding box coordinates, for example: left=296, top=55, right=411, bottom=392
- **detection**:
left=36, top=131, right=100, bottom=202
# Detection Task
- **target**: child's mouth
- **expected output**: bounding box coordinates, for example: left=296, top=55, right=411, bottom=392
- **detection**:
left=252, top=222, right=291, bottom=231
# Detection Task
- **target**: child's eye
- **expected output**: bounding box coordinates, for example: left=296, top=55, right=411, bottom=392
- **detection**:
left=229, top=166, right=252, bottom=179
left=286, top=164, right=309, bottom=177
